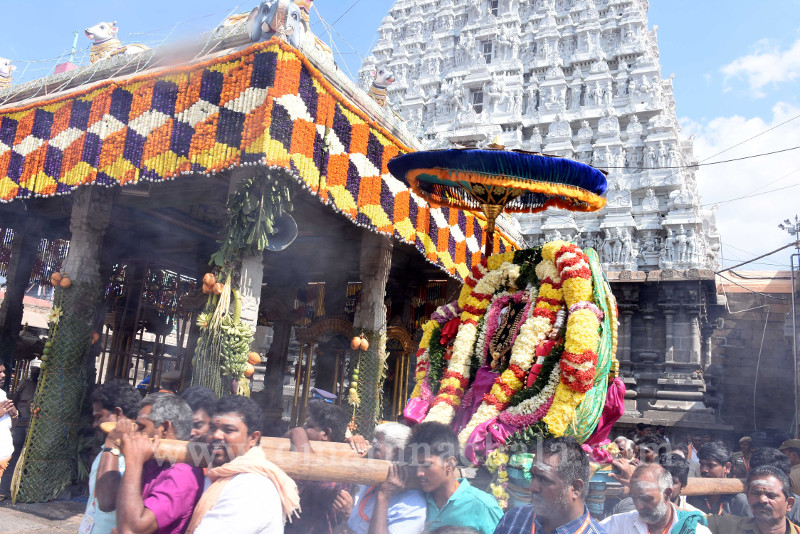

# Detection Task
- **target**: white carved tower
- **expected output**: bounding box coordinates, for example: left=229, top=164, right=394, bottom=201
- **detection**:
left=361, top=0, right=719, bottom=272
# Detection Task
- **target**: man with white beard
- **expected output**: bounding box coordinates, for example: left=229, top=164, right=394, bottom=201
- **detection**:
left=601, top=464, right=711, bottom=534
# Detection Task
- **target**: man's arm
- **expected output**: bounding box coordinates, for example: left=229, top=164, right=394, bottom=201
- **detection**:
left=116, top=433, right=159, bottom=534
left=287, top=426, right=314, bottom=454
left=95, top=419, right=134, bottom=512
left=368, top=464, right=407, bottom=534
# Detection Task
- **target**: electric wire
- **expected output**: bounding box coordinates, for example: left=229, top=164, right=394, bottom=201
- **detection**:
left=716, top=241, right=799, bottom=274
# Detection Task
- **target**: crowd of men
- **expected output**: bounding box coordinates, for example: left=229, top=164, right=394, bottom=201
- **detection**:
left=2, top=371, right=800, bottom=533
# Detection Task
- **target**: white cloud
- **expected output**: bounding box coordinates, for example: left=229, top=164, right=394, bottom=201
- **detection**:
left=721, top=38, right=800, bottom=97
left=686, top=102, right=800, bottom=269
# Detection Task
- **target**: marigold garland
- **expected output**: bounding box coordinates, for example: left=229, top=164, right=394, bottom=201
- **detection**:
left=407, top=241, right=616, bottom=456
left=542, top=243, right=603, bottom=436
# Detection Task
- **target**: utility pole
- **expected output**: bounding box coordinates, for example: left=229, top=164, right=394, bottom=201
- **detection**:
left=779, top=216, right=800, bottom=437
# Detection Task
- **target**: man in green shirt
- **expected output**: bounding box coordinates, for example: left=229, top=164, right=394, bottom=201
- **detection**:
left=708, top=465, right=800, bottom=534
left=407, top=422, right=503, bottom=534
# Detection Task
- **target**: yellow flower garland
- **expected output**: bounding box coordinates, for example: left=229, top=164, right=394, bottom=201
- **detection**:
left=543, top=243, right=602, bottom=436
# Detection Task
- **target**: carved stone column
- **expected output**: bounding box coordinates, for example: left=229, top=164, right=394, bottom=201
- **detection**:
left=352, top=231, right=393, bottom=438
left=262, top=320, right=292, bottom=429
left=663, top=304, right=678, bottom=364
left=239, top=254, right=264, bottom=347
left=615, top=285, right=640, bottom=414
left=0, top=218, right=43, bottom=367
left=62, top=188, right=114, bottom=283
left=228, top=176, right=264, bottom=348
left=14, top=187, right=112, bottom=502
left=687, top=308, right=702, bottom=366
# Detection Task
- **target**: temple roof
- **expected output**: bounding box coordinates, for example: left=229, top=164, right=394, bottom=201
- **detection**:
left=0, top=26, right=518, bottom=279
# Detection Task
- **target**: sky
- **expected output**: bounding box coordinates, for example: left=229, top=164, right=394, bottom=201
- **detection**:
left=1, top=1, right=799, bottom=270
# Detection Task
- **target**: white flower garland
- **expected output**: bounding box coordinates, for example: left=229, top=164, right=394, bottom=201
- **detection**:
left=424, top=262, right=520, bottom=425
left=505, top=362, right=561, bottom=416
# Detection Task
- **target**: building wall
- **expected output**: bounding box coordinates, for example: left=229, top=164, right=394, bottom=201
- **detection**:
left=714, top=292, right=796, bottom=436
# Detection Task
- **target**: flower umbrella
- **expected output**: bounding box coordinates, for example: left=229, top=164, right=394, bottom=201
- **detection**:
left=387, top=145, right=608, bottom=256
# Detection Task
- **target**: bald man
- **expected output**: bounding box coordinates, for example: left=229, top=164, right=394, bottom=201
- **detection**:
left=602, top=464, right=710, bottom=533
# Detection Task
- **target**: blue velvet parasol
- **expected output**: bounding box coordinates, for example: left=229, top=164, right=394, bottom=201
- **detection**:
left=387, top=148, right=608, bottom=256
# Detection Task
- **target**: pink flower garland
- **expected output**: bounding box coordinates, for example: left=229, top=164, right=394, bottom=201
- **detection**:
left=498, top=396, right=555, bottom=427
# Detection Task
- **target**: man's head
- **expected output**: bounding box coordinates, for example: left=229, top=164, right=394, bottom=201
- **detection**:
left=208, top=395, right=262, bottom=467
left=29, top=359, right=41, bottom=382
left=656, top=425, right=667, bottom=436
left=739, top=436, right=752, bottom=454
left=751, top=447, right=792, bottom=477
left=373, top=422, right=411, bottom=462
left=673, top=442, right=689, bottom=459
left=630, top=463, right=673, bottom=525
left=0, top=363, right=6, bottom=388
left=779, top=439, right=800, bottom=467
left=179, top=386, right=218, bottom=442
left=658, top=453, right=690, bottom=502
left=615, top=436, right=635, bottom=459
left=747, top=465, right=795, bottom=528
left=698, top=441, right=732, bottom=478
left=690, top=434, right=704, bottom=450
left=304, top=401, right=349, bottom=443
left=407, top=422, right=460, bottom=494
left=637, top=423, right=653, bottom=437
left=137, top=393, right=193, bottom=440
left=635, top=434, right=669, bottom=464
left=89, top=379, right=141, bottom=429
left=529, top=437, right=591, bottom=523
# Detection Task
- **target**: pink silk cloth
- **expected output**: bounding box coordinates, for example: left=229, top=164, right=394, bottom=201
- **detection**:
left=464, top=417, right=519, bottom=465
left=585, top=377, right=626, bottom=446
left=452, top=366, right=498, bottom=434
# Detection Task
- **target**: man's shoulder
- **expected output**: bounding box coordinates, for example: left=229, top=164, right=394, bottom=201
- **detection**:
left=394, top=489, right=426, bottom=507
left=599, top=509, right=639, bottom=525
left=707, top=514, right=755, bottom=530
left=227, top=472, right=279, bottom=494
left=504, top=504, right=533, bottom=520
left=158, top=462, right=203, bottom=481
left=460, top=482, right=502, bottom=509
left=494, top=505, right=533, bottom=532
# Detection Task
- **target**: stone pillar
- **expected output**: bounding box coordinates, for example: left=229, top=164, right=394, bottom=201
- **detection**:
left=0, top=219, right=42, bottom=368
left=239, top=254, right=264, bottom=343
left=14, top=186, right=113, bottom=503
left=662, top=308, right=677, bottom=364
left=352, top=231, right=393, bottom=438
left=701, top=323, right=715, bottom=370
left=688, top=309, right=702, bottom=366
left=262, top=320, right=292, bottom=429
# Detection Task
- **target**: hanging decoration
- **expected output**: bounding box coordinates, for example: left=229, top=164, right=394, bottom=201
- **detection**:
left=192, top=172, right=292, bottom=397
left=0, top=38, right=514, bottom=280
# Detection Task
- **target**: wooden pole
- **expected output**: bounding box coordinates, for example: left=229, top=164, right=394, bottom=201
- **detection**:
left=299, top=343, right=314, bottom=424
left=681, top=477, right=745, bottom=496
left=152, top=440, right=392, bottom=485
left=98, top=423, right=750, bottom=493
left=290, top=344, right=304, bottom=426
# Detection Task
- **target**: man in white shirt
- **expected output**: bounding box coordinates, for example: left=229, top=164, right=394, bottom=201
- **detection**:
left=186, top=395, right=300, bottom=534
left=0, top=362, right=19, bottom=494
left=601, top=463, right=711, bottom=534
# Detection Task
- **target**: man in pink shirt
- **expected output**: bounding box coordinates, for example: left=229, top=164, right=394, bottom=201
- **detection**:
left=115, top=393, right=204, bottom=534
